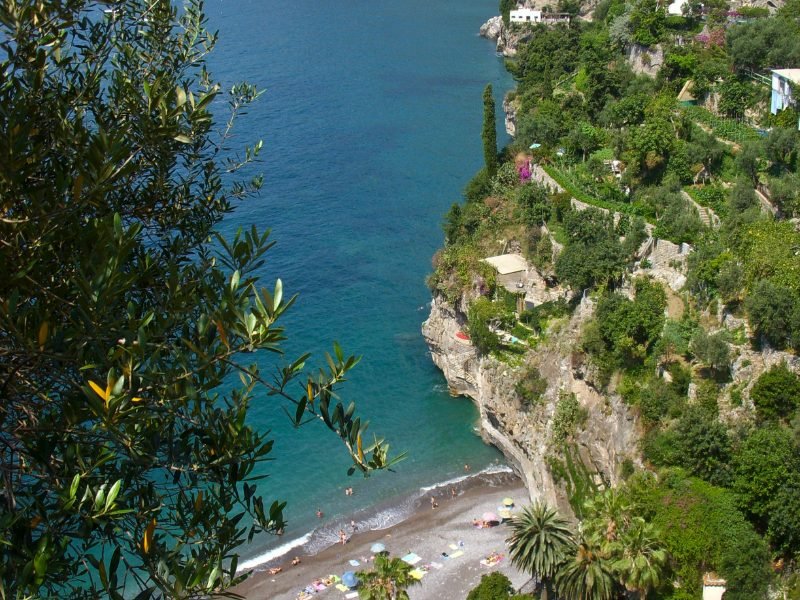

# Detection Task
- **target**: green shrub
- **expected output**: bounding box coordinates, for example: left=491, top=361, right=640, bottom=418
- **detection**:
left=690, top=329, right=731, bottom=376
left=468, top=572, right=534, bottom=600
left=750, top=363, right=800, bottom=422
left=464, top=167, right=492, bottom=203
left=467, top=297, right=509, bottom=355
left=552, top=392, right=588, bottom=443
left=627, top=470, right=772, bottom=600
left=520, top=299, right=571, bottom=332
left=515, top=365, right=548, bottom=407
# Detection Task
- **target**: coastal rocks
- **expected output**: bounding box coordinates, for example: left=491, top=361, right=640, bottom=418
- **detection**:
left=503, top=93, right=518, bottom=137
left=479, top=15, right=503, bottom=40
left=422, top=294, right=642, bottom=517
left=478, top=16, right=532, bottom=57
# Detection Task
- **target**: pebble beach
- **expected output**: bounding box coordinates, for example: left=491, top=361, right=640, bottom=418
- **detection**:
left=235, top=476, right=531, bottom=600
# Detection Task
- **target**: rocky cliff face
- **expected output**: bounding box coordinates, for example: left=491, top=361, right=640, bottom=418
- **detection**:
left=478, top=16, right=533, bottom=57
left=422, top=294, right=642, bottom=515
left=503, top=94, right=518, bottom=137
left=626, top=43, right=664, bottom=78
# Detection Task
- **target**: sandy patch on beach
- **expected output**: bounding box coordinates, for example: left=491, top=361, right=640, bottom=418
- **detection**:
left=234, top=478, right=531, bottom=599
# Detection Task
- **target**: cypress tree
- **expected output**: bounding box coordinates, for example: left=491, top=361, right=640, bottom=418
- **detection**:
left=482, top=84, right=499, bottom=178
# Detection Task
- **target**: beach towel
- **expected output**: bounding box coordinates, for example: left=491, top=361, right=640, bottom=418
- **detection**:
left=346, top=593, right=359, bottom=599
left=409, top=568, right=427, bottom=580
left=480, top=552, right=504, bottom=567
left=348, top=559, right=360, bottom=567
left=296, top=593, right=313, bottom=600
left=429, top=561, right=444, bottom=570
left=401, top=552, right=422, bottom=565
left=448, top=543, right=458, bottom=550
left=335, top=584, right=349, bottom=592
left=448, top=550, right=464, bottom=559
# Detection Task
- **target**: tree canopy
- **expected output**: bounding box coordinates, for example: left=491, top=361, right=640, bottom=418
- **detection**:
left=0, top=1, right=399, bottom=596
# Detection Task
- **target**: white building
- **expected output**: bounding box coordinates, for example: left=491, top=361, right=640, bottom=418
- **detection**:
left=482, top=253, right=529, bottom=293
left=510, top=8, right=543, bottom=23
left=667, top=0, right=689, bottom=15
left=702, top=573, right=726, bottom=600
left=510, top=8, right=571, bottom=24
left=771, top=69, right=800, bottom=115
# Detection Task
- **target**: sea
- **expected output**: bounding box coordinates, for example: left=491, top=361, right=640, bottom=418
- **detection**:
left=204, top=0, right=515, bottom=570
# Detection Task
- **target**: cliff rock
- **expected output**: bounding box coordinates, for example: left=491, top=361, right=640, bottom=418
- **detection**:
left=478, top=16, right=534, bottom=57
left=503, top=93, right=518, bottom=137
left=422, top=295, right=642, bottom=515
left=626, top=43, right=664, bottom=78
left=479, top=15, right=503, bottom=40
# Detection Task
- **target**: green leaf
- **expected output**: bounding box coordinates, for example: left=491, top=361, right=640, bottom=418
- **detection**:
left=105, top=480, right=121, bottom=512
left=273, top=279, right=283, bottom=310
left=231, top=270, right=240, bottom=292
left=295, top=397, right=307, bottom=425
left=206, top=565, right=221, bottom=590
left=69, top=474, right=80, bottom=499
left=176, top=85, right=187, bottom=107
left=174, top=134, right=192, bottom=144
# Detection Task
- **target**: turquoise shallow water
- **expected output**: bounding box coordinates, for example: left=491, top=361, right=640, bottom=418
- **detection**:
left=205, top=0, right=514, bottom=566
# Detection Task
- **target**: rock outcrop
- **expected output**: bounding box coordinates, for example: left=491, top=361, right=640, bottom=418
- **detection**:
left=422, top=294, right=642, bottom=515
left=478, top=16, right=534, bottom=57
left=503, top=93, right=518, bottom=137
left=479, top=15, right=503, bottom=40
left=626, top=43, right=664, bottom=78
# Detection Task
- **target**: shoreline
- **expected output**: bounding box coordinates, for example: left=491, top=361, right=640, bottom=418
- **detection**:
left=234, top=472, right=531, bottom=599
left=236, top=463, right=516, bottom=571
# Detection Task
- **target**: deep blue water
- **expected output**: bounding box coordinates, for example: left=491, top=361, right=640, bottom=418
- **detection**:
left=205, top=0, right=514, bottom=565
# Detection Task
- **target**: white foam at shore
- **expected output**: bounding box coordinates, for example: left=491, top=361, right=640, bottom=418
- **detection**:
left=419, top=463, right=513, bottom=493
left=238, top=464, right=516, bottom=572
left=238, top=533, right=311, bottom=571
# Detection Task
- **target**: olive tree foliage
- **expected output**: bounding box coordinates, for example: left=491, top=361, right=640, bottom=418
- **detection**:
left=0, top=1, right=400, bottom=597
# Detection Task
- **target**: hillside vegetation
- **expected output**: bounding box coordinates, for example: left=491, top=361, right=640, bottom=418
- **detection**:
left=437, top=1, right=800, bottom=597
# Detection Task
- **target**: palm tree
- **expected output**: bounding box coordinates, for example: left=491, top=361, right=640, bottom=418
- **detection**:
left=357, top=554, right=420, bottom=600
left=555, top=534, right=617, bottom=600
left=507, top=501, right=575, bottom=599
left=608, top=517, right=668, bottom=600
left=581, top=488, right=633, bottom=544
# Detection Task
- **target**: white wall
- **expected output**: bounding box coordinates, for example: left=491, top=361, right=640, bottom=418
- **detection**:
left=667, top=0, right=688, bottom=15
left=771, top=73, right=794, bottom=114
left=510, top=9, right=542, bottom=22
left=702, top=585, right=726, bottom=600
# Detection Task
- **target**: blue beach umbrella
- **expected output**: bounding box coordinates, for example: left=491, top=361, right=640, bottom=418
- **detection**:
left=370, top=542, right=386, bottom=554
left=342, top=571, right=358, bottom=589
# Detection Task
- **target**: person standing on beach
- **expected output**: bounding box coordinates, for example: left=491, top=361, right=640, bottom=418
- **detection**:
left=339, top=529, right=347, bottom=545
left=430, top=496, right=438, bottom=509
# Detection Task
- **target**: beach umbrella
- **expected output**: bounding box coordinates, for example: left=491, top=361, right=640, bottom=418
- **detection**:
left=482, top=511, right=500, bottom=524
left=342, top=571, right=358, bottom=589
left=370, top=542, right=386, bottom=554
left=502, top=497, right=514, bottom=507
